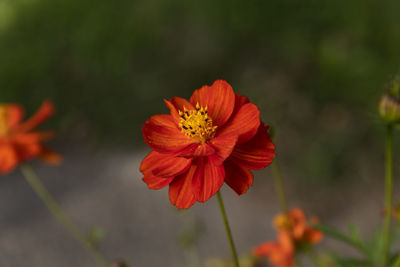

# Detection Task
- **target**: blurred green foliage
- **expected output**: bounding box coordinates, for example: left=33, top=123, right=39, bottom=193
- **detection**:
left=1, top=0, right=400, bottom=181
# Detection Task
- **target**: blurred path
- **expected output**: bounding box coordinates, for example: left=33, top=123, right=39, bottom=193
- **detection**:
left=0, top=148, right=383, bottom=267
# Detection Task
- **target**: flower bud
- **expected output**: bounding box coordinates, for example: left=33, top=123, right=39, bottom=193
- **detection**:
left=379, top=76, right=400, bottom=124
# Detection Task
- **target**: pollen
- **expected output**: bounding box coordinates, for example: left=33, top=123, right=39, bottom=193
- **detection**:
left=0, top=106, right=8, bottom=137
left=178, top=103, right=217, bottom=142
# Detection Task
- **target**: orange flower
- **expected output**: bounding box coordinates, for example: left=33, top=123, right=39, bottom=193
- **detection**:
left=253, top=208, right=323, bottom=267
left=141, top=80, right=275, bottom=209
left=0, top=100, right=61, bottom=174
left=274, top=208, right=323, bottom=245
left=253, top=231, right=294, bottom=267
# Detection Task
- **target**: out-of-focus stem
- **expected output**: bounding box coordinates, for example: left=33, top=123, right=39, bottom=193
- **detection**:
left=20, top=164, right=109, bottom=267
left=381, top=125, right=393, bottom=267
left=272, top=160, right=288, bottom=213
left=216, top=191, right=240, bottom=267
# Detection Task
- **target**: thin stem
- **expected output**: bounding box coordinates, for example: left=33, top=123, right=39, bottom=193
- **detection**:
left=20, top=164, right=109, bottom=267
left=271, top=160, right=288, bottom=213
left=381, top=125, right=393, bottom=267
left=216, top=191, right=240, bottom=267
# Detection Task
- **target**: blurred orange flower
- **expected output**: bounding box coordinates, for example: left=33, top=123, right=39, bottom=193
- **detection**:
left=253, top=208, right=323, bottom=267
left=253, top=231, right=294, bottom=267
left=274, top=208, right=323, bottom=245
left=0, top=100, right=61, bottom=174
left=141, top=80, right=275, bottom=209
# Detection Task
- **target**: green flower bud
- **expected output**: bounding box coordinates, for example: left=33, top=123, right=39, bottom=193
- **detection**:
left=379, top=76, right=400, bottom=125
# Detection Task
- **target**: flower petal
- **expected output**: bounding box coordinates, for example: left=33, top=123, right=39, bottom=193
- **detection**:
left=253, top=242, right=278, bottom=257
left=224, top=159, right=254, bottom=195
left=12, top=131, right=55, bottom=143
left=190, top=80, right=235, bottom=126
left=164, top=97, right=195, bottom=124
left=142, top=114, right=195, bottom=154
left=143, top=175, right=174, bottom=190
left=39, top=147, right=62, bottom=164
left=140, top=151, right=192, bottom=178
left=208, top=134, right=238, bottom=165
left=288, top=209, right=307, bottom=240
left=192, top=142, right=215, bottom=157
left=0, top=143, right=18, bottom=174
left=4, top=104, right=25, bottom=128
left=170, top=97, right=195, bottom=112
left=233, top=93, right=249, bottom=115
left=163, top=142, right=215, bottom=158
left=15, top=100, right=54, bottom=133
left=230, top=124, right=275, bottom=170
left=278, top=230, right=295, bottom=254
left=169, top=163, right=197, bottom=209
left=8, top=132, right=56, bottom=162
left=217, top=103, right=260, bottom=144
left=192, top=157, right=225, bottom=202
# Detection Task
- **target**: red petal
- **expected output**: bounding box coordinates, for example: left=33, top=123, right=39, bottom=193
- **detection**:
left=170, top=97, right=195, bottom=111
left=164, top=97, right=195, bottom=124
left=233, top=93, right=249, bottom=114
left=15, top=142, right=42, bottom=161
left=140, top=151, right=192, bottom=178
left=169, top=164, right=197, bottom=209
left=208, top=134, right=238, bottom=165
left=192, top=157, right=225, bottom=202
left=192, top=142, right=215, bottom=157
left=9, top=132, right=56, bottom=161
left=39, top=147, right=62, bottom=165
left=190, top=80, right=235, bottom=126
left=162, top=142, right=214, bottom=158
left=141, top=151, right=192, bottom=178
left=164, top=100, right=181, bottom=124
left=12, top=131, right=55, bottom=143
left=0, top=143, right=18, bottom=174
left=217, top=103, right=260, bottom=144
left=224, top=159, right=254, bottom=195
left=3, top=104, right=25, bottom=128
left=142, top=114, right=195, bottom=154
left=15, top=100, right=54, bottom=133
left=143, top=175, right=174, bottom=190
left=230, top=124, right=275, bottom=170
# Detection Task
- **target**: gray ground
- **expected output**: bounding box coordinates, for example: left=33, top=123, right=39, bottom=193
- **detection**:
left=0, top=147, right=385, bottom=267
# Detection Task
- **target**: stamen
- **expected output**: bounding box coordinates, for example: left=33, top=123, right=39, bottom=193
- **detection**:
left=178, top=103, right=217, bottom=142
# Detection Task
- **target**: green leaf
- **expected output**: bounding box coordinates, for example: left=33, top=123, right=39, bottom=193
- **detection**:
left=348, top=222, right=363, bottom=244
left=313, top=223, right=369, bottom=257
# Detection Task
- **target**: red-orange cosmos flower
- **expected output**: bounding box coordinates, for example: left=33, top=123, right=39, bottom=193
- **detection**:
left=141, top=80, right=275, bottom=209
left=0, top=100, right=61, bottom=174
left=253, top=208, right=323, bottom=267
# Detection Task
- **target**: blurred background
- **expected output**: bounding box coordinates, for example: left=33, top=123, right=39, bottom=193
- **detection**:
left=1, top=0, right=400, bottom=266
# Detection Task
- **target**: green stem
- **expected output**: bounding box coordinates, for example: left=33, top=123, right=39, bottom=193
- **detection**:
left=216, top=191, right=240, bottom=267
left=381, top=125, right=393, bottom=267
left=20, top=164, right=109, bottom=267
left=272, top=160, right=288, bottom=213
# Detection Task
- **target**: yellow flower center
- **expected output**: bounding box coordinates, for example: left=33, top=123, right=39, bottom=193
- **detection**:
left=0, top=106, right=9, bottom=137
left=274, top=214, right=292, bottom=230
left=178, top=103, right=217, bottom=142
